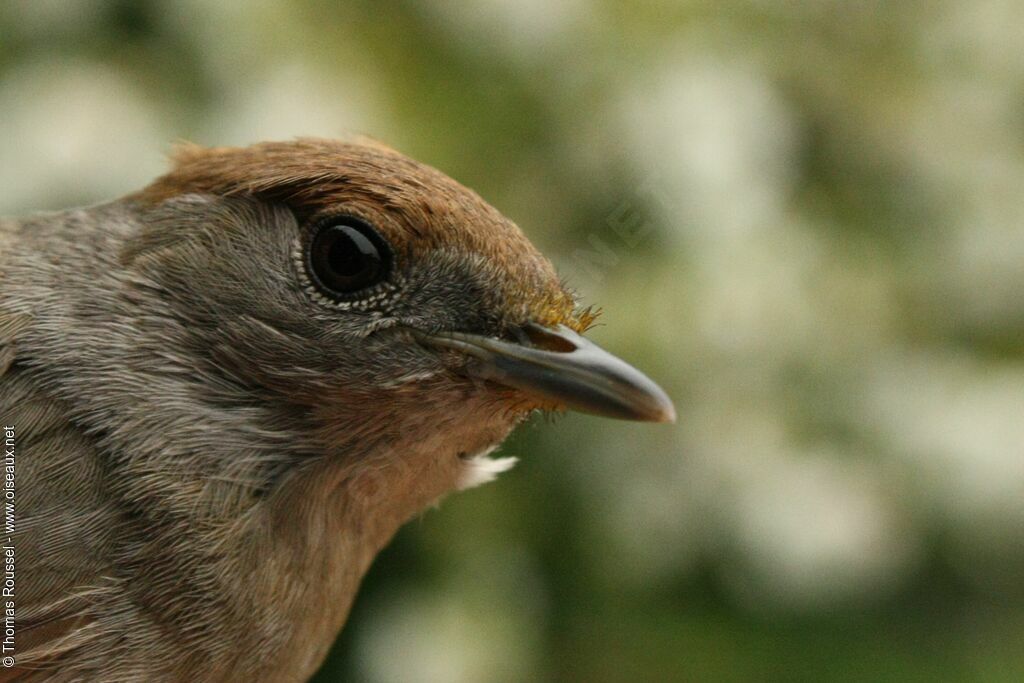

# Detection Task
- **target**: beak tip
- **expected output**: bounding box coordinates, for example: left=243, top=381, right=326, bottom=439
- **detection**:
left=643, top=393, right=676, bottom=424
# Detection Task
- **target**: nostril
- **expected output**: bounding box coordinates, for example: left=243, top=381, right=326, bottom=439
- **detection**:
left=518, top=324, right=578, bottom=353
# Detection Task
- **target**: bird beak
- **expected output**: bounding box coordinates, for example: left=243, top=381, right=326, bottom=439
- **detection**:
left=412, top=323, right=676, bottom=423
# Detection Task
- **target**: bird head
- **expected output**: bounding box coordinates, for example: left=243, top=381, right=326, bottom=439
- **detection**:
left=124, top=139, right=673, bottom=483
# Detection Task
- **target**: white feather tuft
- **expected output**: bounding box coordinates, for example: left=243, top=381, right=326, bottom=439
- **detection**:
left=457, top=447, right=518, bottom=490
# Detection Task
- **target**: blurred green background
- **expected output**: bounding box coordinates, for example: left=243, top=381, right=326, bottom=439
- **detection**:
left=3, top=1, right=1024, bottom=681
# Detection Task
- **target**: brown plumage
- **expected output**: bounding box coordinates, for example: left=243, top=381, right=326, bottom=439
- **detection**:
left=0, top=138, right=671, bottom=681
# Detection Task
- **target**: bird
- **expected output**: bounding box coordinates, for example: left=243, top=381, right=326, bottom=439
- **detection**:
left=0, top=138, right=674, bottom=682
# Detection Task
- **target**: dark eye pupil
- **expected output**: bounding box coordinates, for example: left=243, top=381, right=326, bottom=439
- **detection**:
left=307, top=220, right=390, bottom=298
left=327, top=228, right=377, bottom=278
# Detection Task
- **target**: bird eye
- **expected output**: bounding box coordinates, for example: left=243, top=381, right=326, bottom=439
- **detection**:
left=306, top=218, right=391, bottom=299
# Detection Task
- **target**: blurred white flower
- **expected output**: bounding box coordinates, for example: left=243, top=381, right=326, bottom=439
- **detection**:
left=200, top=61, right=390, bottom=147
left=616, top=55, right=798, bottom=244
left=154, top=0, right=393, bottom=146
left=861, top=353, right=1024, bottom=528
left=157, top=0, right=300, bottom=86
left=941, top=173, right=1024, bottom=331
left=421, top=0, right=590, bottom=61
left=690, top=224, right=821, bottom=357
left=0, top=59, right=169, bottom=213
left=920, top=0, right=1024, bottom=77
left=355, top=545, right=545, bottom=683
left=718, top=441, right=917, bottom=610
